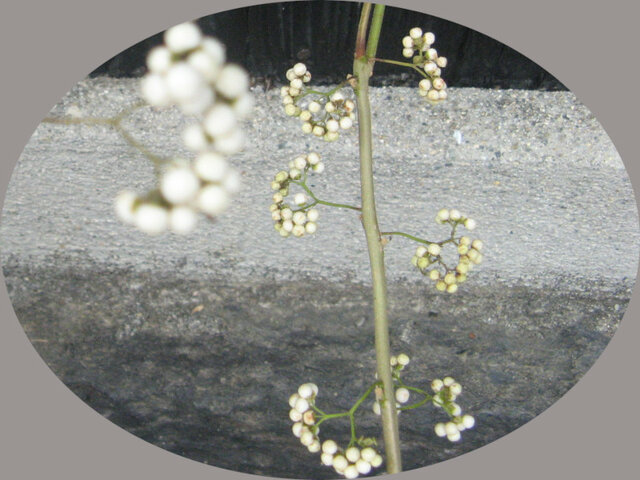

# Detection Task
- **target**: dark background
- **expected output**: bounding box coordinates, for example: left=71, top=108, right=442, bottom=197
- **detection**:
left=92, top=1, right=565, bottom=90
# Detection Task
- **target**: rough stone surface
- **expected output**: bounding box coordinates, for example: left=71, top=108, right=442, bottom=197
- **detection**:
left=1, top=77, right=638, bottom=478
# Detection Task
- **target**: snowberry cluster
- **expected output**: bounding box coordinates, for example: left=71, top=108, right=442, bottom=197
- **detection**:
left=281, top=63, right=356, bottom=141
left=270, top=153, right=324, bottom=238
left=401, top=27, right=448, bottom=102
left=411, top=208, right=482, bottom=293
left=289, top=383, right=384, bottom=479
left=430, top=376, right=475, bottom=442
left=372, top=353, right=411, bottom=415
left=116, top=22, right=251, bottom=234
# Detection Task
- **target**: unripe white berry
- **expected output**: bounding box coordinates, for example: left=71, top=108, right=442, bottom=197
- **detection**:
left=115, top=190, right=138, bottom=225
left=215, top=64, right=249, bottom=99
left=300, top=430, right=314, bottom=446
left=204, top=104, right=237, bottom=138
left=445, top=422, right=459, bottom=436
left=285, top=69, right=296, bottom=81
left=198, top=184, right=230, bottom=215
left=419, top=78, right=432, bottom=91
left=214, top=127, right=244, bottom=155
left=282, top=220, right=294, bottom=232
left=194, top=152, right=228, bottom=182
left=307, top=440, right=321, bottom=453
left=233, top=93, right=254, bottom=119
left=426, top=48, right=438, bottom=60
left=372, top=401, right=381, bottom=415
left=451, top=403, right=462, bottom=416
left=182, top=124, right=209, bottom=152
left=360, top=447, right=376, bottom=463
left=345, top=446, right=360, bottom=463
left=370, top=454, right=383, bottom=468
left=402, top=48, right=414, bottom=58
left=290, top=78, right=303, bottom=90
left=356, top=459, right=371, bottom=475
left=432, top=78, right=446, bottom=91
left=397, top=353, right=410, bottom=366
left=201, top=37, right=226, bottom=65
left=284, top=104, right=298, bottom=116
left=313, top=162, right=325, bottom=173
left=450, top=382, right=462, bottom=396
left=395, top=387, right=410, bottom=403
left=301, top=122, right=313, bottom=134
left=305, top=222, right=317, bottom=234
left=462, top=414, right=475, bottom=429
left=306, top=208, right=319, bottom=222
left=299, top=110, right=312, bottom=122
left=409, top=27, right=423, bottom=39
left=333, top=455, right=348, bottom=472
left=436, top=208, right=450, bottom=221
left=312, top=125, right=325, bottom=137
left=427, top=89, right=440, bottom=101
left=292, top=224, right=305, bottom=237
left=424, top=32, right=436, bottom=44
left=298, top=383, right=315, bottom=399
left=140, top=74, right=172, bottom=107
left=135, top=203, right=169, bottom=235
left=325, top=101, right=336, bottom=113
left=291, top=422, right=303, bottom=437
left=326, top=119, right=339, bottom=132
left=293, top=193, right=307, bottom=206
left=292, top=62, right=307, bottom=76
left=169, top=206, right=198, bottom=234
left=443, top=376, right=455, bottom=387
left=165, top=22, right=202, bottom=54
left=293, top=156, right=307, bottom=171
left=415, top=246, right=427, bottom=257
left=431, top=379, right=444, bottom=392
left=321, top=453, right=335, bottom=466
left=223, top=169, right=241, bottom=194
left=329, top=91, right=344, bottom=103
left=429, top=269, right=440, bottom=281
left=292, top=211, right=307, bottom=225
left=402, top=36, right=414, bottom=48
left=465, top=218, right=477, bottom=230
left=161, top=167, right=200, bottom=204
left=339, top=117, right=353, bottom=130
left=289, top=408, right=302, bottom=422
left=322, top=439, right=338, bottom=454
left=427, top=243, right=441, bottom=256
left=147, top=46, right=172, bottom=74
left=434, top=422, right=447, bottom=437
left=188, top=50, right=221, bottom=82
left=165, top=63, right=205, bottom=102
left=308, top=101, right=321, bottom=113
left=447, top=431, right=461, bottom=442
left=424, top=62, right=437, bottom=74
left=436, top=56, right=448, bottom=68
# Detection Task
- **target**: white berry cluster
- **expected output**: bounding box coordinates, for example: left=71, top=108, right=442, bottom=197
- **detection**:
left=116, top=22, right=251, bottom=235
left=411, top=208, right=482, bottom=293
left=115, top=156, right=241, bottom=235
left=401, top=28, right=448, bottom=102
left=289, top=383, right=383, bottom=479
left=281, top=63, right=356, bottom=141
left=372, top=353, right=411, bottom=415
left=270, top=153, right=324, bottom=238
left=430, top=376, right=475, bottom=442
left=141, top=22, right=252, bottom=118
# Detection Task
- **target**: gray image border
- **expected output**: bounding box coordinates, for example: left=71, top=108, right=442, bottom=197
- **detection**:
left=1, top=0, right=638, bottom=479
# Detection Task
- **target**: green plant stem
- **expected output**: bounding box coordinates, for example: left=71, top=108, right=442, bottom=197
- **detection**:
left=290, top=180, right=361, bottom=211
left=372, top=57, right=429, bottom=78
left=354, top=3, right=402, bottom=474
left=42, top=103, right=168, bottom=168
left=381, top=231, right=435, bottom=245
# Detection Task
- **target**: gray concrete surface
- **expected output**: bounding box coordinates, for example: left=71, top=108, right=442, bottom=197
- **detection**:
left=1, top=77, right=638, bottom=478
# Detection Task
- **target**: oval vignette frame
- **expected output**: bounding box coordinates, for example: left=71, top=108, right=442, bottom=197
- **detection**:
left=1, top=0, right=640, bottom=480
